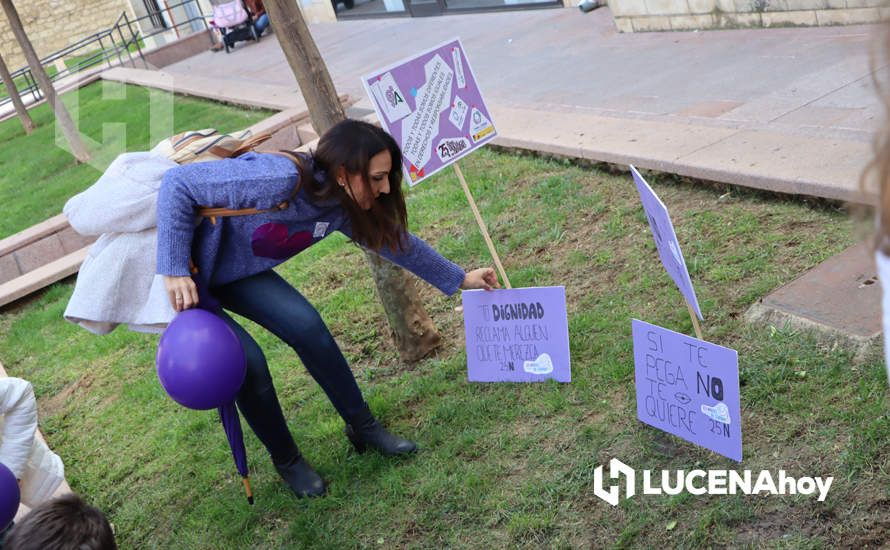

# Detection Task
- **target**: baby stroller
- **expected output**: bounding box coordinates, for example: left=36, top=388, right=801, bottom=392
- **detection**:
left=209, top=0, right=259, bottom=53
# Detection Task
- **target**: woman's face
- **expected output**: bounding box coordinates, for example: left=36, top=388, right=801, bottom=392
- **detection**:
left=340, top=150, right=392, bottom=210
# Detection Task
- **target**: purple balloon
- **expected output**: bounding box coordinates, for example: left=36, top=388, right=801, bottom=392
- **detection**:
left=156, top=309, right=246, bottom=410
left=0, top=461, right=20, bottom=531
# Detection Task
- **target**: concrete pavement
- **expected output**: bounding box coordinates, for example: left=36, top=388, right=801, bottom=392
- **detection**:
left=746, top=242, right=882, bottom=355
left=101, top=66, right=309, bottom=111
left=145, top=8, right=885, bottom=203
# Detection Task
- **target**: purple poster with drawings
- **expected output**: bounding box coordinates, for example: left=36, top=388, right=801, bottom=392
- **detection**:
left=361, top=38, right=497, bottom=186
left=632, top=319, right=741, bottom=461
left=631, top=165, right=703, bottom=320
left=462, top=287, right=571, bottom=383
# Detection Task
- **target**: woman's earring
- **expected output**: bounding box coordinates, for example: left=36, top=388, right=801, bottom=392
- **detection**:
left=338, top=179, right=345, bottom=187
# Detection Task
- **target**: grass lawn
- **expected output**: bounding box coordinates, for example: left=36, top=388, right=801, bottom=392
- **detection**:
left=0, top=132, right=888, bottom=545
left=0, top=80, right=272, bottom=240
left=0, top=65, right=59, bottom=103
left=0, top=40, right=145, bottom=101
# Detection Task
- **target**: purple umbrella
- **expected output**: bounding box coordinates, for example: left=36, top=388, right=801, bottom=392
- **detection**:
left=218, top=402, right=252, bottom=504
left=156, top=293, right=253, bottom=504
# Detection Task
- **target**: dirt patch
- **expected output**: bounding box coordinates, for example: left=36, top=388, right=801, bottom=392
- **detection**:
left=41, top=370, right=97, bottom=418
left=731, top=506, right=826, bottom=546
left=731, top=495, right=890, bottom=549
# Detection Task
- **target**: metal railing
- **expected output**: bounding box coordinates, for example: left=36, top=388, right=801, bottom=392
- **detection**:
left=0, top=0, right=209, bottom=110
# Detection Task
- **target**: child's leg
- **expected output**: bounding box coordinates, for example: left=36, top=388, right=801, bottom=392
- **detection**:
left=214, top=271, right=368, bottom=422
left=254, top=14, right=269, bottom=35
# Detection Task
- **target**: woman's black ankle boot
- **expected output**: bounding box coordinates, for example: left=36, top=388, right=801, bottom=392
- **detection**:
left=344, top=406, right=417, bottom=456
left=273, top=453, right=326, bottom=498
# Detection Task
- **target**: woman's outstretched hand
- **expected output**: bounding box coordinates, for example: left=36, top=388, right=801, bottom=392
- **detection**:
left=164, top=275, right=199, bottom=312
left=461, top=268, right=500, bottom=291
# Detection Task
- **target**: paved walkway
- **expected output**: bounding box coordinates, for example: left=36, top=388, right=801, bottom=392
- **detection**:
left=123, top=9, right=883, bottom=202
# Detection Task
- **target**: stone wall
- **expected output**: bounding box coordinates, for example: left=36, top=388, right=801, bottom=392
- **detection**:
left=609, top=0, right=887, bottom=32
left=0, top=0, right=133, bottom=70
left=299, top=0, right=338, bottom=24
left=197, top=0, right=335, bottom=26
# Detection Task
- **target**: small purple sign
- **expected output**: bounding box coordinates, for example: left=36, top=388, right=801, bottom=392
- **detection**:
left=632, top=319, right=741, bottom=462
left=631, top=166, right=703, bottom=320
left=462, top=287, right=571, bottom=383
left=362, top=38, right=497, bottom=186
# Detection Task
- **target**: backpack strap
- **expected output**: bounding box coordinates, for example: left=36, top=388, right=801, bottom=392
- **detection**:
left=196, top=150, right=305, bottom=225
left=230, top=133, right=274, bottom=157
left=167, top=130, right=273, bottom=165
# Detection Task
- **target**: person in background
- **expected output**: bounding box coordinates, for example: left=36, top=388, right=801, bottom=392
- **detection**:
left=245, top=0, right=270, bottom=37
left=3, top=494, right=116, bottom=550
left=0, top=377, right=65, bottom=538
left=863, top=30, right=890, bottom=387
left=210, top=0, right=268, bottom=52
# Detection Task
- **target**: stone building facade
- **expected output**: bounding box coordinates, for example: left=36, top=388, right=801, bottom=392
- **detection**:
left=0, top=0, right=136, bottom=70
left=0, top=0, right=342, bottom=73
left=609, top=0, right=887, bottom=32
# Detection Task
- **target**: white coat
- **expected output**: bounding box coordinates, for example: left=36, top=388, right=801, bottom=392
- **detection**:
left=62, top=130, right=273, bottom=335
left=62, top=151, right=179, bottom=334
left=0, top=378, right=65, bottom=507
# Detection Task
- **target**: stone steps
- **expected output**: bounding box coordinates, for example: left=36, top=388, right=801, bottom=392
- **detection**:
left=0, top=247, right=90, bottom=308
left=0, top=214, right=95, bottom=308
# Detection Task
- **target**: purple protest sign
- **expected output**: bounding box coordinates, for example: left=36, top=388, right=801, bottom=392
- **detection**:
left=462, top=287, right=571, bottom=383
left=631, top=166, right=703, bottom=320
left=632, top=319, right=741, bottom=461
left=362, top=38, right=497, bottom=186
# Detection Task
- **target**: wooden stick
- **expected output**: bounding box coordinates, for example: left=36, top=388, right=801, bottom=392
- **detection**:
left=242, top=477, right=254, bottom=505
left=686, top=299, right=703, bottom=341
left=453, top=163, right=512, bottom=289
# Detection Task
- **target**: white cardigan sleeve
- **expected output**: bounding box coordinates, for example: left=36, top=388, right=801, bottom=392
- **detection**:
left=0, top=378, right=38, bottom=478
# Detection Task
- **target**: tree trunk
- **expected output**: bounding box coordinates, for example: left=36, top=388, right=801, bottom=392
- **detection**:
left=0, top=51, right=35, bottom=135
left=263, top=0, right=344, bottom=136
left=264, top=0, right=443, bottom=361
left=1, top=0, right=90, bottom=162
left=364, top=251, right=442, bottom=362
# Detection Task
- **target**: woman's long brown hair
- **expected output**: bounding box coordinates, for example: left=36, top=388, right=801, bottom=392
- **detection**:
left=306, top=119, right=408, bottom=252
left=863, top=29, right=890, bottom=254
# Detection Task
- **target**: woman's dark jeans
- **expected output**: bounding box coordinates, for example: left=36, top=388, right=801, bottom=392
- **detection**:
left=212, top=270, right=367, bottom=464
